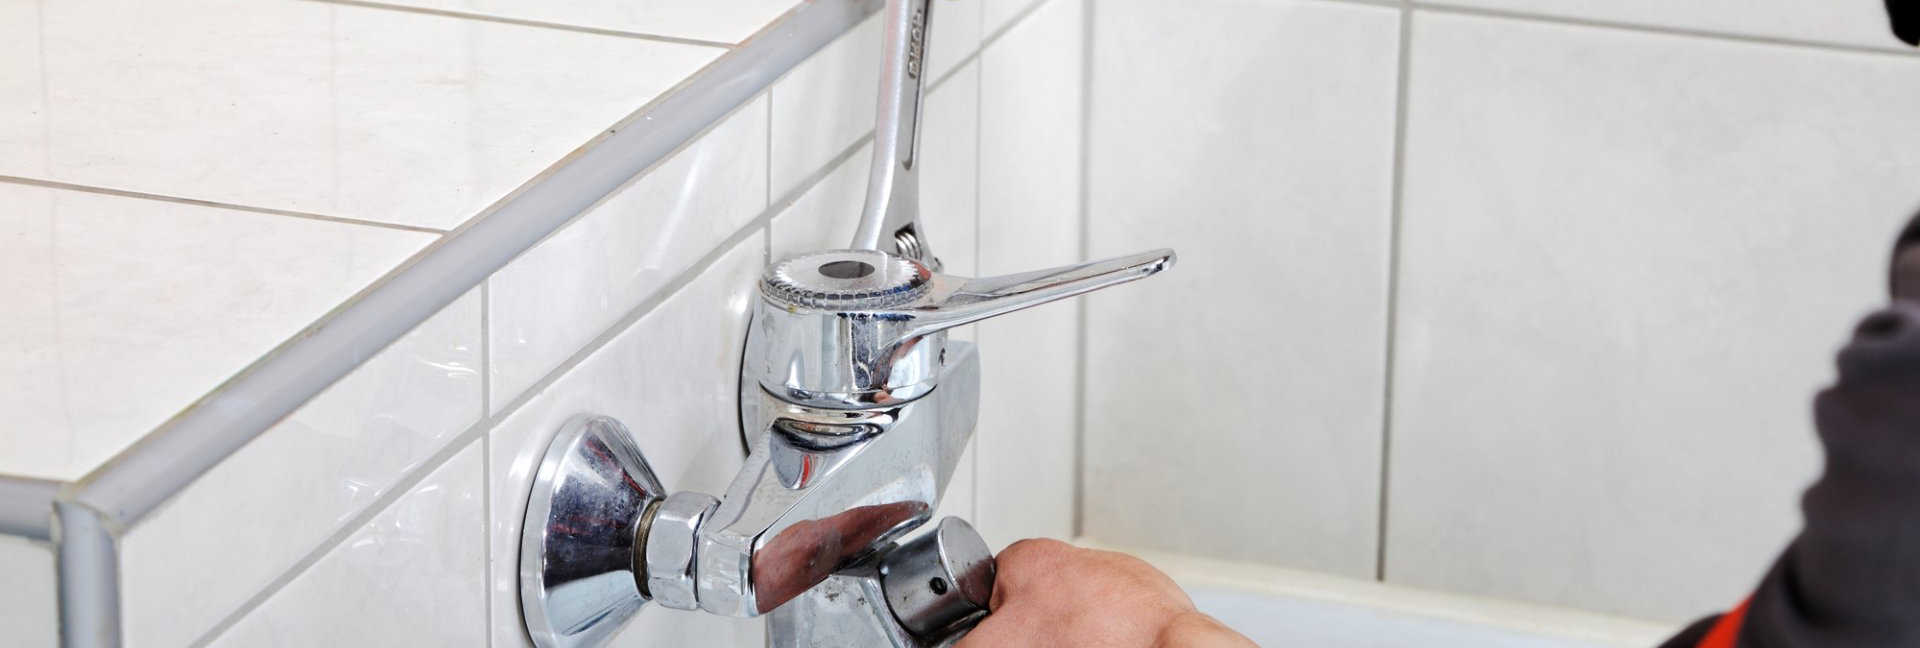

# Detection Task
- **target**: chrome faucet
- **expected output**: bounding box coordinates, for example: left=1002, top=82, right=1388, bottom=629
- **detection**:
left=517, top=0, right=1174, bottom=645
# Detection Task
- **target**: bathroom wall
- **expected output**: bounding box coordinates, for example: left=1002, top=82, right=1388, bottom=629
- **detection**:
left=91, top=0, right=1088, bottom=646
left=1083, top=0, right=1920, bottom=624
left=0, top=534, right=58, bottom=647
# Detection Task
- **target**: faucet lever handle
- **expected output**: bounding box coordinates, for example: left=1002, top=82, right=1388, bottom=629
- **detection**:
left=895, top=248, right=1177, bottom=339
left=751, top=247, right=1173, bottom=407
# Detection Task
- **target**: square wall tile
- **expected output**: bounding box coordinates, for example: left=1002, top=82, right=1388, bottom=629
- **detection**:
left=122, top=290, right=483, bottom=648
left=771, top=15, right=883, bottom=201
left=1082, top=0, right=1401, bottom=577
left=1388, top=12, right=1920, bottom=621
left=206, top=441, right=488, bottom=648
left=0, top=534, right=56, bottom=648
left=973, top=0, right=1086, bottom=551
left=489, top=95, right=769, bottom=410
left=0, top=0, right=722, bottom=230
left=487, top=237, right=764, bottom=648
left=1430, top=0, right=1910, bottom=51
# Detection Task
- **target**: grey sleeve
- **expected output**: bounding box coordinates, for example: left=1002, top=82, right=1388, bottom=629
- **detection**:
left=1733, top=302, right=1920, bottom=648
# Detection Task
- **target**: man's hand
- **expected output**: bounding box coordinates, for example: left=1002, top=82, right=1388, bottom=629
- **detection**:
left=955, top=539, right=1257, bottom=648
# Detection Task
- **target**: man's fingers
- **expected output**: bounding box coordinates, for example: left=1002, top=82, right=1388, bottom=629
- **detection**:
left=987, top=539, right=1076, bottom=610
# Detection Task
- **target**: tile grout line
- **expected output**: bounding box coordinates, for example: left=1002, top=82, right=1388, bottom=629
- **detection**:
left=0, top=175, right=447, bottom=235
left=1071, top=0, right=1093, bottom=540
left=478, top=282, right=494, bottom=648
left=182, top=131, right=878, bottom=648
left=1376, top=3, right=1415, bottom=584
left=983, top=0, right=1052, bottom=46
left=296, top=0, right=739, bottom=49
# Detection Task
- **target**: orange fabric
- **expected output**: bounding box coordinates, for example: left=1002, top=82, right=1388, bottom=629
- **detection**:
left=1698, top=599, right=1753, bottom=648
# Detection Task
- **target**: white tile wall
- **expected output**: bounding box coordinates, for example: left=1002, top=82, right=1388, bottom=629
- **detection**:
left=922, top=62, right=982, bottom=281
left=1388, top=11, right=1920, bottom=621
left=983, top=0, right=1044, bottom=37
left=0, top=0, right=722, bottom=230
left=771, top=140, right=872, bottom=257
left=489, top=96, right=770, bottom=410
left=485, top=237, right=764, bottom=648
left=0, top=534, right=57, bottom=648
left=973, top=0, right=1087, bottom=551
left=929, top=0, right=985, bottom=86
left=770, top=16, right=884, bottom=201
left=121, top=290, right=482, bottom=648
left=206, top=442, right=488, bottom=648
left=0, top=184, right=435, bottom=482
left=1082, top=0, right=1402, bottom=577
left=1430, top=0, right=1908, bottom=50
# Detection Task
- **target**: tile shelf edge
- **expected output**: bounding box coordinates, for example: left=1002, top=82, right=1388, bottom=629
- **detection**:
left=6, top=12, right=884, bottom=646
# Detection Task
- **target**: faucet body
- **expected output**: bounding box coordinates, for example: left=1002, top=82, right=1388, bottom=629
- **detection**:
left=520, top=247, right=1173, bottom=647
left=691, top=338, right=980, bottom=618
left=637, top=245, right=1169, bottom=643
left=516, top=0, right=1174, bottom=644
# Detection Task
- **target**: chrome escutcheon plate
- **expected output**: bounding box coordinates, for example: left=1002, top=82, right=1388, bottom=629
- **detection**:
left=520, top=415, right=665, bottom=648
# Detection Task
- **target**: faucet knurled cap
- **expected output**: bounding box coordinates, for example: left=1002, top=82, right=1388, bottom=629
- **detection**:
left=763, top=249, right=932, bottom=310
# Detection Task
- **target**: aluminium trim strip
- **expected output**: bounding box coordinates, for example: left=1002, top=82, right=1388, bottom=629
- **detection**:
left=66, top=0, right=883, bottom=527
left=56, top=502, right=119, bottom=648
left=0, top=476, right=58, bottom=539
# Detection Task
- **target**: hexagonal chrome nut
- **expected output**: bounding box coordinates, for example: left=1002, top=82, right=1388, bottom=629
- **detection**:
left=644, top=491, right=718, bottom=611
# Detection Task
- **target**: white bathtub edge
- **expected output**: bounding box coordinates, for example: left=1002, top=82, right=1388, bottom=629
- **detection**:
left=1075, top=539, right=1681, bottom=647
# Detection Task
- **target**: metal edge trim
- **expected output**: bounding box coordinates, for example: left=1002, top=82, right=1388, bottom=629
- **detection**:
left=0, top=476, right=59, bottom=539
left=67, top=0, right=884, bottom=528
left=55, top=501, right=120, bottom=648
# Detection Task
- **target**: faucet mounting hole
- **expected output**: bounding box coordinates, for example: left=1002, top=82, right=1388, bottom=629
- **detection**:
left=820, top=260, right=877, bottom=279
left=928, top=577, right=949, bottom=595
